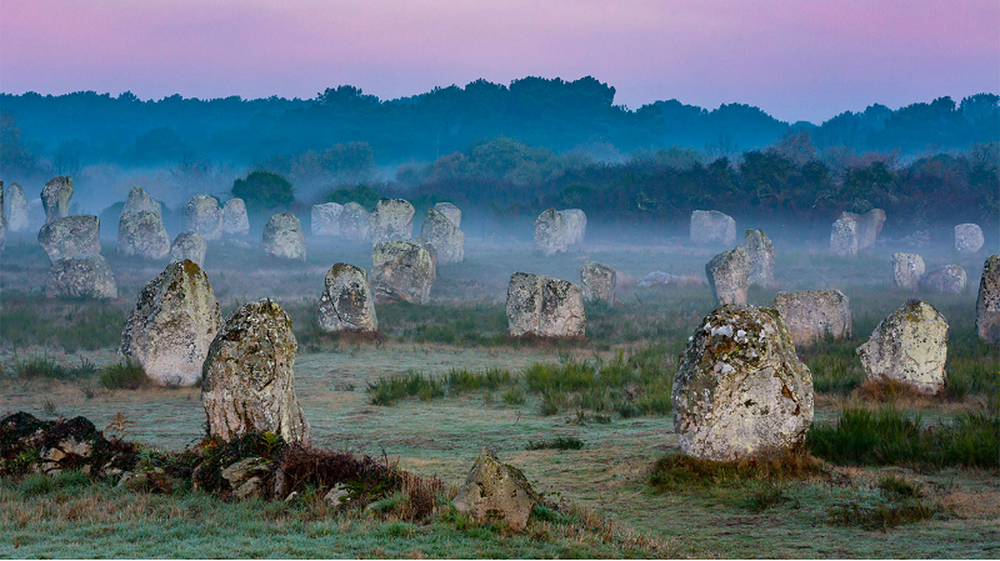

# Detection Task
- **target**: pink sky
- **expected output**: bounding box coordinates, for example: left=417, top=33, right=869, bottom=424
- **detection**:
left=2, top=0, right=997, bottom=123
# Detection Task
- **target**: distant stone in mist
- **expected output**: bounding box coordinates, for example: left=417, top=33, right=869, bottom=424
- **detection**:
left=5, top=182, right=30, bottom=232
left=339, top=202, right=371, bottom=242
left=420, top=208, right=464, bottom=264
left=170, top=231, right=207, bottom=267
left=263, top=212, right=306, bottom=260
left=45, top=255, right=118, bottom=300
left=706, top=247, right=750, bottom=305
left=920, top=264, right=967, bottom=294
left=954, top=223, right=984, bottom=254
left=690, top=210, right=736, bottom=246
left=369, top=198, right=414, bottom=245
left=222, top=198, right=250, bottom=237
left=561, top=209, right=587, bottom=246
left=38, top=215, right=101, bottom=262
left=371, top=240, right=436, bottom=304
left=317, top=263, right=378, bottom=333
left=311, top=202, right=344, bottom=237
left=744, top=229, right=775, bottom=287
left=831, top=209, right=885, bottom=255
left=119, top=211, right=170, bottom=259
left=506, top=272, right=585, bottom=338
left=41, top=176, right=73, bottom=224
left=857, top=299, right=948, bottom=395
left=976, top=255, right=1000, bottom=345
left=533, top=208, right=568, bottom=255
left=0, top=181, right=6, bottom=253
left=122, top=186, right=162, bottom=216
left=183, top=194, right=223, bottom=241
left=773, top=289, right=852, bottom=347
left=581, top=261, right=616, bottom=305
left=119, top=260, right=222, bottom=387
left=433, top=202, right=462, bottom=228
left=891, top=252, right=925, bottom=291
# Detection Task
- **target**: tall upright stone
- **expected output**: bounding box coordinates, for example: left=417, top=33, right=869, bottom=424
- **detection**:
left=420, top=208, right=464, bottom=264
left=533, top=208, right=568, bottom=256
left=773, top=289, right=851, bottom=347
left=222, top=198, right=250, bottom=236
left=891, top=252, right=925, bottom=291
left=857, top=300, right=948, bottom=395
left=506, top=273, right=585, bottom=338
left=263, top=212, right=306, bottom=260
left=122, top=186, right=162, bottom=216
left=830, top=214, right=858, bottom=256
left=561, top=209, right=587, bottom=245
left=744, top=229, right=775, bottom=287
left=433, top=202, right=462, bottom=228
left=118, top=210, right=170, bottom=259
left=5, top=182, right=30, bottom=232
left=690, top=210, right=736, bottom=245
left=41, top=176, right=73, bottom=224
left=183, top=194, right=223, bottom=241
left=581, top=261, right=616, bottom=305
left=371, top=241, right=435, bottom=304
left=311, top=202, right=344, bottom=237
left=369, top=198, right=414, bottom=244
left=38, top=215, right=101, bottom=262
left=955, top=223, right=984, bottom=254
left=705, top=247, right=750, bottom=305
left=171, top=231, right=207, bottom=267
left=339, top=202, right=371, bottom=242
left=317, top=263, right=378, bottom=333
left=976, top=255, right=1000, bottom=345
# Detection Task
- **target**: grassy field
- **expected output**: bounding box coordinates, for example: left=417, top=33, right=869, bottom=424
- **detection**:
left=0, top=230, right=998, bottom=558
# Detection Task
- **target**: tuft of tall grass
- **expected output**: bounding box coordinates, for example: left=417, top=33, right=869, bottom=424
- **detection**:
left=99, top=360, right=152, bottom=390
left=526, top=436, right=584, bottom=451
left=649, top=448, right=821, bottom=492
left=6, top=355, right=97, bottom=380
left=367, top=371, right=445, bottom=406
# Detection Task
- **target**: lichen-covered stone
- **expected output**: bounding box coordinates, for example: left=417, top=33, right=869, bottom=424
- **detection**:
left=506, top=272, right=585, bottom=338
left=561, top=209, right=587, bottom=245
left=533, top=208, right=568, bottom=255
left=857, top=300, right=948, bottom=395
left=369, top=198, right=414, bottom=244
left=419, top=208, right=464, bottom=264
left=891, top=252, right=925, bottom=291
left=222, top=198, right=250, bottom=236
left=920, top=264, right=967, bottom=294
left=45, top=255, right=118, bottom=300
left=118, top=211, right=170, bottom=259
left=170, top=231, right=207, bottom=267
left=263, top=212, right=306, bottom=260
left=976, top=255, right=1000, bottom=345
left=38, top=215, right=101, bottom=262
left=311, top=203, right=344, bottom=237
left=371, top=241, right=435, bottom=304
left=119, top=260, right=223, bottom=387
left=122, top=186, right=162, bottom=216
left=5, top=182, right=30, bottom=232
left=773, top=289, right=851, bottom=347
left=830, top=214, right=858, bottom=256
left=581, top=261, right=616, bottom=305
left=433, top=202, right=461, bottom=228
left=339, top=202, right=371, bottom=242
left=672, top=304, right=814, bottom=461
left=744, top=229, right=775, bottom=287
left=183, top=194, right=223, bottom=241
left=41, top=176, right=73, bottom=224
left=317, top=263, right=378, bottom=333
left=955, top=223, right=984, bottom=253
left=690, top=210, right=736, bottom=245
left=452, top=449, right=540, bottom=531
left=201, top=299, right=311, bottom=445
left=705, top=247, right=750, bottom=305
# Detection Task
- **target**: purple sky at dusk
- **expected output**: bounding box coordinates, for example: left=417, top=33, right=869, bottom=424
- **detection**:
left=2, top=0, right=997, bottom=123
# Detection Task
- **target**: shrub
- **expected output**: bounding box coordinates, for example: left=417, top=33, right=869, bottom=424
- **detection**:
left=232, top=170, right=294, bottom=211
left=99, top=360, right=151, bottom=390
left=526, top=436, right=585, bottom=450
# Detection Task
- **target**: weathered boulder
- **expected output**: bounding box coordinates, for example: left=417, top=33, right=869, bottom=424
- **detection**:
left=891, top=252, right=925, bottom=291
left=857, top=300, right=948, bottom=395
left=369, top=198, right=414, bottom=244
left=119, top=260, right=223, bottom=387
left=339, top=202, right=371, bottom=242
left=170, top=231, right=207, bottom=267
left=0, top=413, right=136, bottom=477
left=263, top=212, right=306, bottom=260
left=773, top=289, right=851, bottom=347
left=220, top=456, right=273, bottom=499
left=854, top=209, right=886, bottom=250
left=122, top=186, right=161, bottom=216
left=955, top=223, right=984, bottom=254
left=920, top=264, right=967, bottom=294
left=830, top=214, right=858, bottom=256
left=976, top=255, right=1000, bottom=345
left=452, top=449, right=541, bottom=531
left=533, top=208, right=568, bottom=255
left=317, top=263, right=378, bottom=333
left=371, top=241, right=435, bottom=304
left=41, top=176, right=73, bottom=224
left=118, top=211, right=170, bottom=259
left=506, top=272, right=585, bottom=338
left=38, top=215, right=101, bottom=261
left=311, top=202, right=344, bottom=237
left=744, top=229, right=775, bottom=287
left=419, top=208, right=464, bottom=264
left=222, top=198, right=250, bottom=236
left=690, top=210, right=736, bottom=245
left=45, top=255, right=118, bottom=300
left=705, top=247, right=750, bottom=305
left=433, top=202, right=461, bottom=228
left=672, top=304, right=814, bottom=461
left=5, top=182, right=30, bottom=232
left=561, top=209, right=587, bottom=245
left=581, top=261, right=616, bottom=305
left=183, top=194, right=223, bottom=241
left=201, top=299, right=311, bottom=445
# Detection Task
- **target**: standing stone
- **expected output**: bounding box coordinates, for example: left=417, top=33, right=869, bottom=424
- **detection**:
left=5, top=182, right=30, bottom=232
left=672, top=304, right=814, bottom=462
left=122, top=186, right=162, bottom=216
left=854, top=209, right=886, bottom=251
left=170, top=231, right=207, bottom=267
left=830, top=214, right=858, bottom=256
left=41, top=176, right=73, bottom=224
left=891, top=252, right=925, bottom=291
left=690, top=210, right=736, bottom=245
left=38, top=215, right=101, bottom=262
left=118, top=211, right=170, bottom=259
left=857, top=300, right=948, bottom=395
left=533, top=208, right=568, bottom=256
left=705, top=247, right=750, bottom=305
left=339, top=202, right=371, bottom=242
left=920, top=264, right=967, bottom=294
left=955, top=223, right=984, bottom=254
left=201, top=299, right=311, bottom=445
left=45, top=255, right=118, bottom=300
left=452, top=449, right=540, bottom=532
left=434, top=202, right=462, bottom=228
left=581, top=261, right=616, bottom=305
left=369, top=198, right=414, bottom=245
left=744, top=229, right=775, bottom=287
left=222, top=198, right=250, bottom=236
left=420, top=208, right=464, bottom=264
left=317, top=263, right=378, bottom=333
left=183, top=194, right=223, bottom=241
left=371, top=241, right=435, bottom=304
left=263, top=212, right=306, bottom=261
left=506, top=272, right=585, bottom=338
left=0, top=181, right=5, bottom=252
left=976, top=255, right=1000, bottom=345
left=119, top=260, right=223, bottom=387
left=311, top=202, right=344, bottom=237
left=773, top=290, right=852, bottom=347
left=561, top=209, right=587, bottom=245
